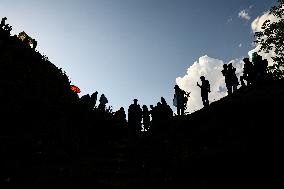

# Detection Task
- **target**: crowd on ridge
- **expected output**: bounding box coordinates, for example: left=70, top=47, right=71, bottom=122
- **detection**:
left=173, top=52, right=269, bottom=116
left=0, top=17, right=272, bottom=134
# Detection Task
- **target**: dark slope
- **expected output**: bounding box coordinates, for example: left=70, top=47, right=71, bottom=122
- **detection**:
left=0, top=27, right=128, bottom=188
left=0, top=28, right=82, bottom=188
left=0, top=29, right=79, bottom=134
left=1, top=25, right=284, bottom=188
left=170, top=79, right=284, bottom=188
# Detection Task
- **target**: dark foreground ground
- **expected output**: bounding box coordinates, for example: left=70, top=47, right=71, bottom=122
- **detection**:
left=1, top=27, right=284, bottom=188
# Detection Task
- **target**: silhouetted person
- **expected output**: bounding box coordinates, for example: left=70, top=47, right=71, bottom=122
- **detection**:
left=197, top=76, right=210, bottom=107
left=98, top=94, right=108, bottom=111
left=182, top=91, right=190, bottom=114
left=32, top=38, right=37, bottom=50
left=0, top=17, right=7, bottom=28
left=90, top=91, right=98, bottom=109
left=161, top=97, right=173, bottom=118
left=222, top=64, right=231, bottom=94
left=3, top=24, right=12, bottom=35
left=222, top=63, right=239, bottom=95
left=80, top=92, right=97, bottom=110
left=148, top=97, right=173, bottom=134
left=149, top=104, right=156, bottom=127
left=240, top=58, right=255, bottom=87
left=174, top=85, right=186, bottom=115
left=80, top=94, right=92, bottom=110
left=115, top=107, right=126, bottom=125
left=150, top=102, right=164, bottom=132
left=128, top=99, right=142, bottom=135
left=142, top=105, right=151, bottom=131
left=228, top=63, right=239, bottom=93
left=252, top=52, right=268, bottom=81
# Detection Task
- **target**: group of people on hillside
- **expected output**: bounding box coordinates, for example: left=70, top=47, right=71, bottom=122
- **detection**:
left=127, top=97, right=173, bottom=134
left=240, top=52, right=268, bottom=86
left=79, top=91, right=110, bottom=112
left=221, top=63, right=239, bottom=95
left=222, top=52, right=269, bottom=94
left=173, top=75, right=211, bottom=115
left=173, top=52, right=269, bottom=115
left=85, top=52, right=268, bottom=124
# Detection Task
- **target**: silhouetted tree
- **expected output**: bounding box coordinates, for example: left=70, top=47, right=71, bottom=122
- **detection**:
left=254, top=0, right=284, bottom=79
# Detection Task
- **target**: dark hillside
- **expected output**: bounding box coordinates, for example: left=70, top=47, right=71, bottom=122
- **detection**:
left=0, top=29, right=79, bottom=132
left=1, top=22, right=284, bottom=188
left=170, top=79, right=284, bottom=188
left=0, top=26, right=82, bottom=188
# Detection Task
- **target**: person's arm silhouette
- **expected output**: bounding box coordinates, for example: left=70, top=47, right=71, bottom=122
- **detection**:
left=197, top=82, right=201, bottom=88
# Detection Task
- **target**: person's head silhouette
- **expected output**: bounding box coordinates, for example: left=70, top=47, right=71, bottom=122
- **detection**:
left=174, top=85, right=180, bottom=92
left=243, top=58, right=249, bottom=63
left=142, top=105, right=147, bottom=110
left=133, top=99, right=138, bottom=105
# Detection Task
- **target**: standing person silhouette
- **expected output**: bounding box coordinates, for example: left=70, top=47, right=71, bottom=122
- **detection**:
left=142, top=105, right=150, bottom=131
left=0, top=17, right=7, bottom=28
left=174, top=85, right=186, bottom=115
left=197, top=76, right=210, bottom=107
left=98, top=94, right=108, bottom=111
left=115, top=107, right=126, bottom=126
left=227, top=63, right=239, bottom=93
left=128, top=99, right=142, bottom=135
left=32, top=38, right=37, bottom=50
left=91, top=91, right=98, bottom=109
left=240, top=58, right=255, bottom=87
left=222, top=64, right=232, bottom=95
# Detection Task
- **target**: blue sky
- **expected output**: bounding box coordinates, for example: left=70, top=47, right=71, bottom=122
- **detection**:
left=0, top=0, right=277, bottom=112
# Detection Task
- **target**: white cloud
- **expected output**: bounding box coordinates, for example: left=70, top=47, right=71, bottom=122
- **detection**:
left=238, top=43, right=242, bottom=48
left=176, top=55, right=244, bottom=114
left=251, top=11, right=279, bottom=33
left=238, top=9, right=251, bottom=21
left=227, top=17, right=233, bottom=24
